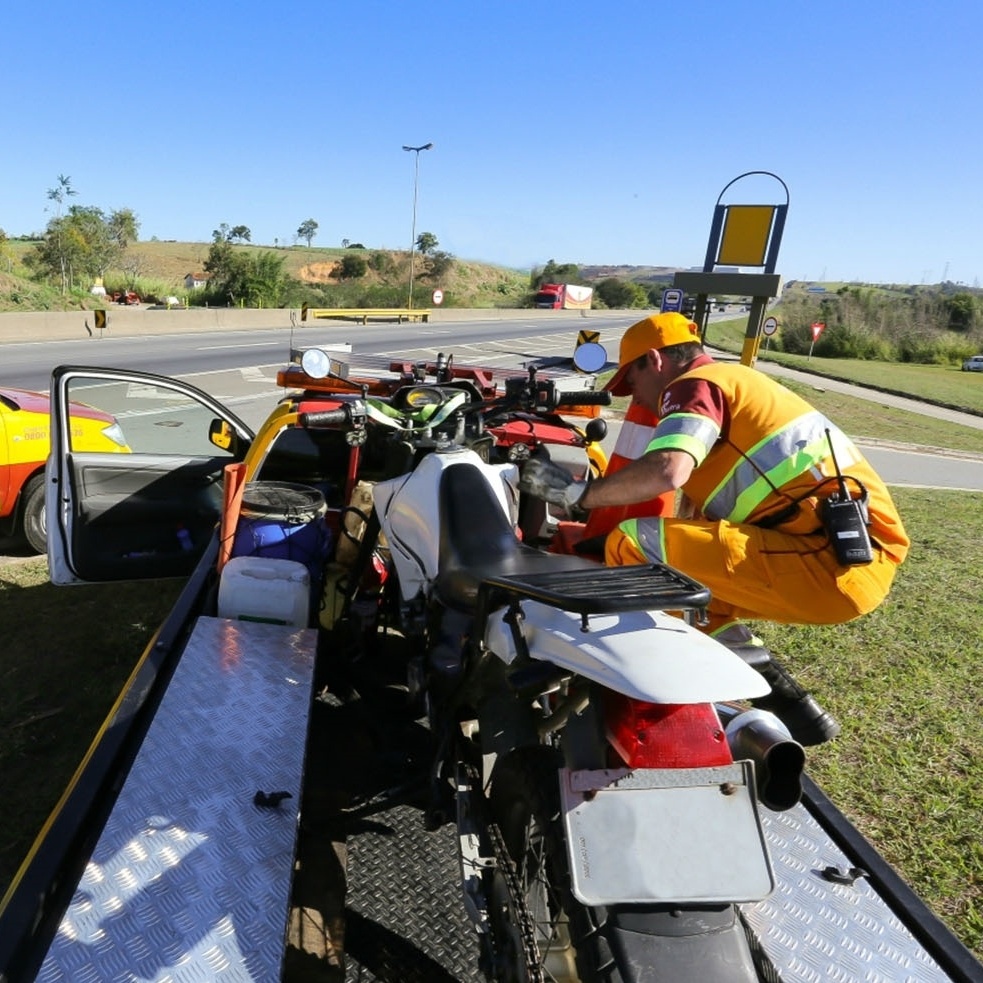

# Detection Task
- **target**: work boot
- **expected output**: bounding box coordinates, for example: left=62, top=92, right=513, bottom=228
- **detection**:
left=750, top=657, right=841, bottom=747
left=715, top=625, right=840, bottom=746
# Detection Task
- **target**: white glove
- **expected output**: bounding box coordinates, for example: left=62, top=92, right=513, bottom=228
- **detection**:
left=519, top=458, right=588, bottom=513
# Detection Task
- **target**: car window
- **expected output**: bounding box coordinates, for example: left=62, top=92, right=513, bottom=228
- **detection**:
left=65, top=377, right=235, bottom=457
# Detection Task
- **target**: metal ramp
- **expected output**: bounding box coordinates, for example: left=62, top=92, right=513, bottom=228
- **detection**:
left=37, top=617, right=317, bottom=983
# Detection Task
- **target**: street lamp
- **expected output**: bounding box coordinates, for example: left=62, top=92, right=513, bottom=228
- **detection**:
left=402, top=142, right=433, bottom=309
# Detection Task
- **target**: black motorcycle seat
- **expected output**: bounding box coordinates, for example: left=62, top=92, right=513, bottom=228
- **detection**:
left=435, top=462, right=597, bottom=612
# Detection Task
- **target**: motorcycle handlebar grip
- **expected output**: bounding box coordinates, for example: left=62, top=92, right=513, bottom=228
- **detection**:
left=554, top=389, right=612, bottom=407
left=299, top=407, right=349, bottom=428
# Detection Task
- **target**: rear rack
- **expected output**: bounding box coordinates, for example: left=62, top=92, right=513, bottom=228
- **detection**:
left=478, top=562, right=711, bottom=616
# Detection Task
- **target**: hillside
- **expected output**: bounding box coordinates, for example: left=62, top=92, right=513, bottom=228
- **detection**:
left=0, top=239, right=535, bottom=312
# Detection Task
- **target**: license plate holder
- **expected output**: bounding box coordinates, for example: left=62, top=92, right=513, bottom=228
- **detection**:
left=559, top=763, right=774, bottom=905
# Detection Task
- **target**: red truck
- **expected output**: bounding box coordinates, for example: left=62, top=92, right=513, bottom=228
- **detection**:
left=533, top=282, right=593, bottom=310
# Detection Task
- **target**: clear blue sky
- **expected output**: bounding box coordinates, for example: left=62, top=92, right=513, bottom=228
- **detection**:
left=4, top=0, right=982, bottom=286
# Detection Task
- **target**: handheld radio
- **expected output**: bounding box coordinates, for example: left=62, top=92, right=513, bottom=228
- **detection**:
left=818, top=429, right=873, bottom=565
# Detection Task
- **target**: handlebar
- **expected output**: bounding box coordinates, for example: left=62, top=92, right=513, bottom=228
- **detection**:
left=553, top=389, right=612, bottom=408
left=299, top=406, right=355, bottom=428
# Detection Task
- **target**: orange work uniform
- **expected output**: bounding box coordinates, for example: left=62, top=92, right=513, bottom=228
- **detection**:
left=605, top=360, right=909, bottom=629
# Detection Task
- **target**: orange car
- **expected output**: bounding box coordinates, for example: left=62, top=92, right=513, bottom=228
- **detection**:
left=0, top=387, right=129, bottom=553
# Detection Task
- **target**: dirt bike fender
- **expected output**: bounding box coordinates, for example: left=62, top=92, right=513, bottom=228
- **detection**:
left=484, top=601, right=770, bottom=703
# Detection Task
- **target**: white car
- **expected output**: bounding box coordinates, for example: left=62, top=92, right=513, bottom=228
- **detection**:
left=962, top=354, right=983, bottom=372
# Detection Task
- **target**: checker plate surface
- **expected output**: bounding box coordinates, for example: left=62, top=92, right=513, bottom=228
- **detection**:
left=39, top=616, right=316, bottom=983
left=747, top=804, right=950, bottom=982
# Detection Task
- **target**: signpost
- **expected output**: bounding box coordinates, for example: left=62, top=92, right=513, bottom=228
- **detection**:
left=808, top=321, right=825, bottom=359
left=661, top=287, right=684, bottom=313
left=432, top=289, right=444, bottom=306
left=762, top=315, right=778, bottom=352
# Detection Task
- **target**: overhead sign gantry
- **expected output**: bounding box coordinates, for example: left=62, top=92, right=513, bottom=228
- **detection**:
left=673, top=171, right=788, bottom=366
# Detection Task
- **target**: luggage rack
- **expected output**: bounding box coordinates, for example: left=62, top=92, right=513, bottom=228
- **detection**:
left=477, top=562, right=711, bottom=618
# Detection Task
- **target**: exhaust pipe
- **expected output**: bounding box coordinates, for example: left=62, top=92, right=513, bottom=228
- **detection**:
left=721, top=707, right=805, bottom=812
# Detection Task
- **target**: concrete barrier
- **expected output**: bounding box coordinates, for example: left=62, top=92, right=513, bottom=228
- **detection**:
left=0, top=306, right=622, bottom=344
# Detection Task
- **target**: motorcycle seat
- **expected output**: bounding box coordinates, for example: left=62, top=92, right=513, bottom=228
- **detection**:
left=435, top=462, right=597, bottom=612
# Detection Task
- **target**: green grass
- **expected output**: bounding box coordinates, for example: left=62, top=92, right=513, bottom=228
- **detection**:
left=706, top=315, right=983, bottom=415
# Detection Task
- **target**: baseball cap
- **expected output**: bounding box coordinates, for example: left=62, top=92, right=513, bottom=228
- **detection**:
left=604, top=312, right=702, bottom=395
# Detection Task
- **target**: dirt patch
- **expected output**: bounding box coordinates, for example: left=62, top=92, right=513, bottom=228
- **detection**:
left=299, top=262, right=340, bottom=284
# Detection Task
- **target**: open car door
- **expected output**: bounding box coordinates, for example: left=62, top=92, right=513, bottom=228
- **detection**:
left=47, top=366, right=255, bottom=585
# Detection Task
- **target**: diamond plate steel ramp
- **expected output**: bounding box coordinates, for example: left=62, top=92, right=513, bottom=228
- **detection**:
left=746, top=804, right=952, bottom=982
left=289, top=671, right=485, bottom=983
left=343, top=802, right=484, bottom=982
left=38, top=617, right=317, bottom=983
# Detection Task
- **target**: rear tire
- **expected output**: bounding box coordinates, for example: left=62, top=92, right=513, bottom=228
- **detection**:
left=22, top=475, right=47, bottom=555
left=487, top=747, right=619, bottom=983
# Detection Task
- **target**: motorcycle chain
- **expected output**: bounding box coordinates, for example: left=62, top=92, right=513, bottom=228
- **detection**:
left=487, top=818, right=546, bottom=983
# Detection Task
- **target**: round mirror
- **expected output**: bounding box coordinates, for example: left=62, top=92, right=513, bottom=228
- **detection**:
left=301, top=348, right=331, bottom=379
left=573, top=341, right=607, bottom=374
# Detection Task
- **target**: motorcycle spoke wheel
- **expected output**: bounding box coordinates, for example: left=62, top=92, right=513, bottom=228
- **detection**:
left=488, top=749, right=583, bottom=983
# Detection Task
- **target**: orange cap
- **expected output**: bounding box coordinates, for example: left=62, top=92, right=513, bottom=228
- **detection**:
left=604, top=312, right=702, bottom=395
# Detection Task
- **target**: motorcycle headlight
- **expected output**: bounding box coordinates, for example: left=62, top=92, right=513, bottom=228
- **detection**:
left=100, top=422, right=128, bottom=447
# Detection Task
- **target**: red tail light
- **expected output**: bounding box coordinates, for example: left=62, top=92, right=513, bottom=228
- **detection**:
left=605, top=694, right=733, bottom=769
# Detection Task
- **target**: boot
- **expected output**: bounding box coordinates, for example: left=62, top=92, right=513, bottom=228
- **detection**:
left=750, top=657, right=841, bottom=747
left=713, top=622, right=840, bottom=746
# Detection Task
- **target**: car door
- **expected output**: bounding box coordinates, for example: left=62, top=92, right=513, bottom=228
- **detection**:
left=47, top=366, right=254, bottom=585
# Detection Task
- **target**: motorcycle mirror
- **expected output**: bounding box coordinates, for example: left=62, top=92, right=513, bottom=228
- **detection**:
left=573, top=341, right=607, bottom=374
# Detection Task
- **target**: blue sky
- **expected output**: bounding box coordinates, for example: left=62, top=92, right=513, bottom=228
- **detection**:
left=3, top=0, right=982, bottom=286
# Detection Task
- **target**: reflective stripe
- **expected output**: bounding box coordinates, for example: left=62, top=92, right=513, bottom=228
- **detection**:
left=703, top=412, right=862, bottom=521
left=621, top=517, right=667, bottom=563
left=614, top=417, right=659, bottom=460
left=647, top=413, right=721, bottom=465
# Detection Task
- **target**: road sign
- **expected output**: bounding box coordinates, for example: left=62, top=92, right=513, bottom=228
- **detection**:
left=811, top=321, right=826, bottom=341
left=762, top=316, right=779, bottom=337
left=432, top=289, right=444, bottom=305
left=577, top=329, right=600, bottom=347
left=661, top=287, right=684, bottom=313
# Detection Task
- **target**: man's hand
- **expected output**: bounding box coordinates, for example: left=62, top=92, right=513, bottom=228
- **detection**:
left=519, top=458, right=588, bottom=513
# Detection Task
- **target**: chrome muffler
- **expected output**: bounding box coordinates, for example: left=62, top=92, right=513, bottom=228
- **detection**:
left=720, top=706, right=805, bottom=811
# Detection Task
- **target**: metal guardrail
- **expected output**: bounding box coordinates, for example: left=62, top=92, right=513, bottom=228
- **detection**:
left=303, top=308, right=432, bottom=324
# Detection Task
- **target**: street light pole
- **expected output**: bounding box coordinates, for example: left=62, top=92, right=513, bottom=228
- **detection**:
left=402, top=142, right=433, bottom=309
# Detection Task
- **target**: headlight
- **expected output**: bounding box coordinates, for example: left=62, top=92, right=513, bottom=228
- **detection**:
left=101, top=422, right=128, bottom=447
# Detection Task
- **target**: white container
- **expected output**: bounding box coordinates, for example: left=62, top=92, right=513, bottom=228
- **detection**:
left=217, top=556, right=311, bottom=627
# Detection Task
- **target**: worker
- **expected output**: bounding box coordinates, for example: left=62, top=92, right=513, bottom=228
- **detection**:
left=520, top=312, right=910, bottom=745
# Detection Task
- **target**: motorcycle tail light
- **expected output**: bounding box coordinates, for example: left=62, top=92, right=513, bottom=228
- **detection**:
left=604, top=694, right=733, bottom=769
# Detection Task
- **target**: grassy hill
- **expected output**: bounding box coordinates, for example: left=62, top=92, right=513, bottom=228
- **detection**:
left=0, top=238, right=534, bottom=312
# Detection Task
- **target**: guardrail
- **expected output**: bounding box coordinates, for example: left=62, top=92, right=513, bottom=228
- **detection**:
left=303, top=308, right=432, bottom=324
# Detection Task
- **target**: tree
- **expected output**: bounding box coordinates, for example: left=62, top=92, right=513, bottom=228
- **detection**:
left=297, top=219, right=318, bottom=247
left=530, top=260, right=581, bottom=289
left=44, top=175, right=79, bottom=293
left=27, top=205, right=125, bottom=291
left=593, top=277, right=648, bottom=309
left=415, top=231, right=438, bottom=256
left=229, top=225, right=251, bottom=244
left=108, top=208, right=140, bottom=249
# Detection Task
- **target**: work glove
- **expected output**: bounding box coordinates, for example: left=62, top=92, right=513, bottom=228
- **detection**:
left=519, top=458, right=588, bottom=514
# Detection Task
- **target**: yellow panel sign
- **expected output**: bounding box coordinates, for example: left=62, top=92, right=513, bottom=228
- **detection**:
left=717, top=205, right=775, bottom=267
left=577, top=329, right=600, bottom=346
left=94, top=309, right=107, bottom=330
left=301, top=303, right=309, bottom=322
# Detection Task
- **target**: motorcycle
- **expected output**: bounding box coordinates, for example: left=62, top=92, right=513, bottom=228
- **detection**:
left=295, top=348, right=806, bottom=983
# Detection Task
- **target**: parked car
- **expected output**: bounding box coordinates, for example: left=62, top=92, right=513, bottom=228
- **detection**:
left=962, top=354, right=983, bottom=372
left=0, top=387, right=129, bottom=553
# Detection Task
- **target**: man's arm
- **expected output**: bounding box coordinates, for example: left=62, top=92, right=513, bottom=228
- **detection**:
left=580, top=448, right=695, bottom=510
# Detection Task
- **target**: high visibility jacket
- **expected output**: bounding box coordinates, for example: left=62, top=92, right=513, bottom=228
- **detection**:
left=647, top=363, right=908, bottom=562
left=583, top=400, right=674, bottom=539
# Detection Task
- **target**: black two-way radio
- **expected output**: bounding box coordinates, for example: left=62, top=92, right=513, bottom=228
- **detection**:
left=819, top=429, right=873, bottom=565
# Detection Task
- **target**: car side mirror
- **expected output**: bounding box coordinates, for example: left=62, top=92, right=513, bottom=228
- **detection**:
left=209, top=418, right=239, bottom=454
